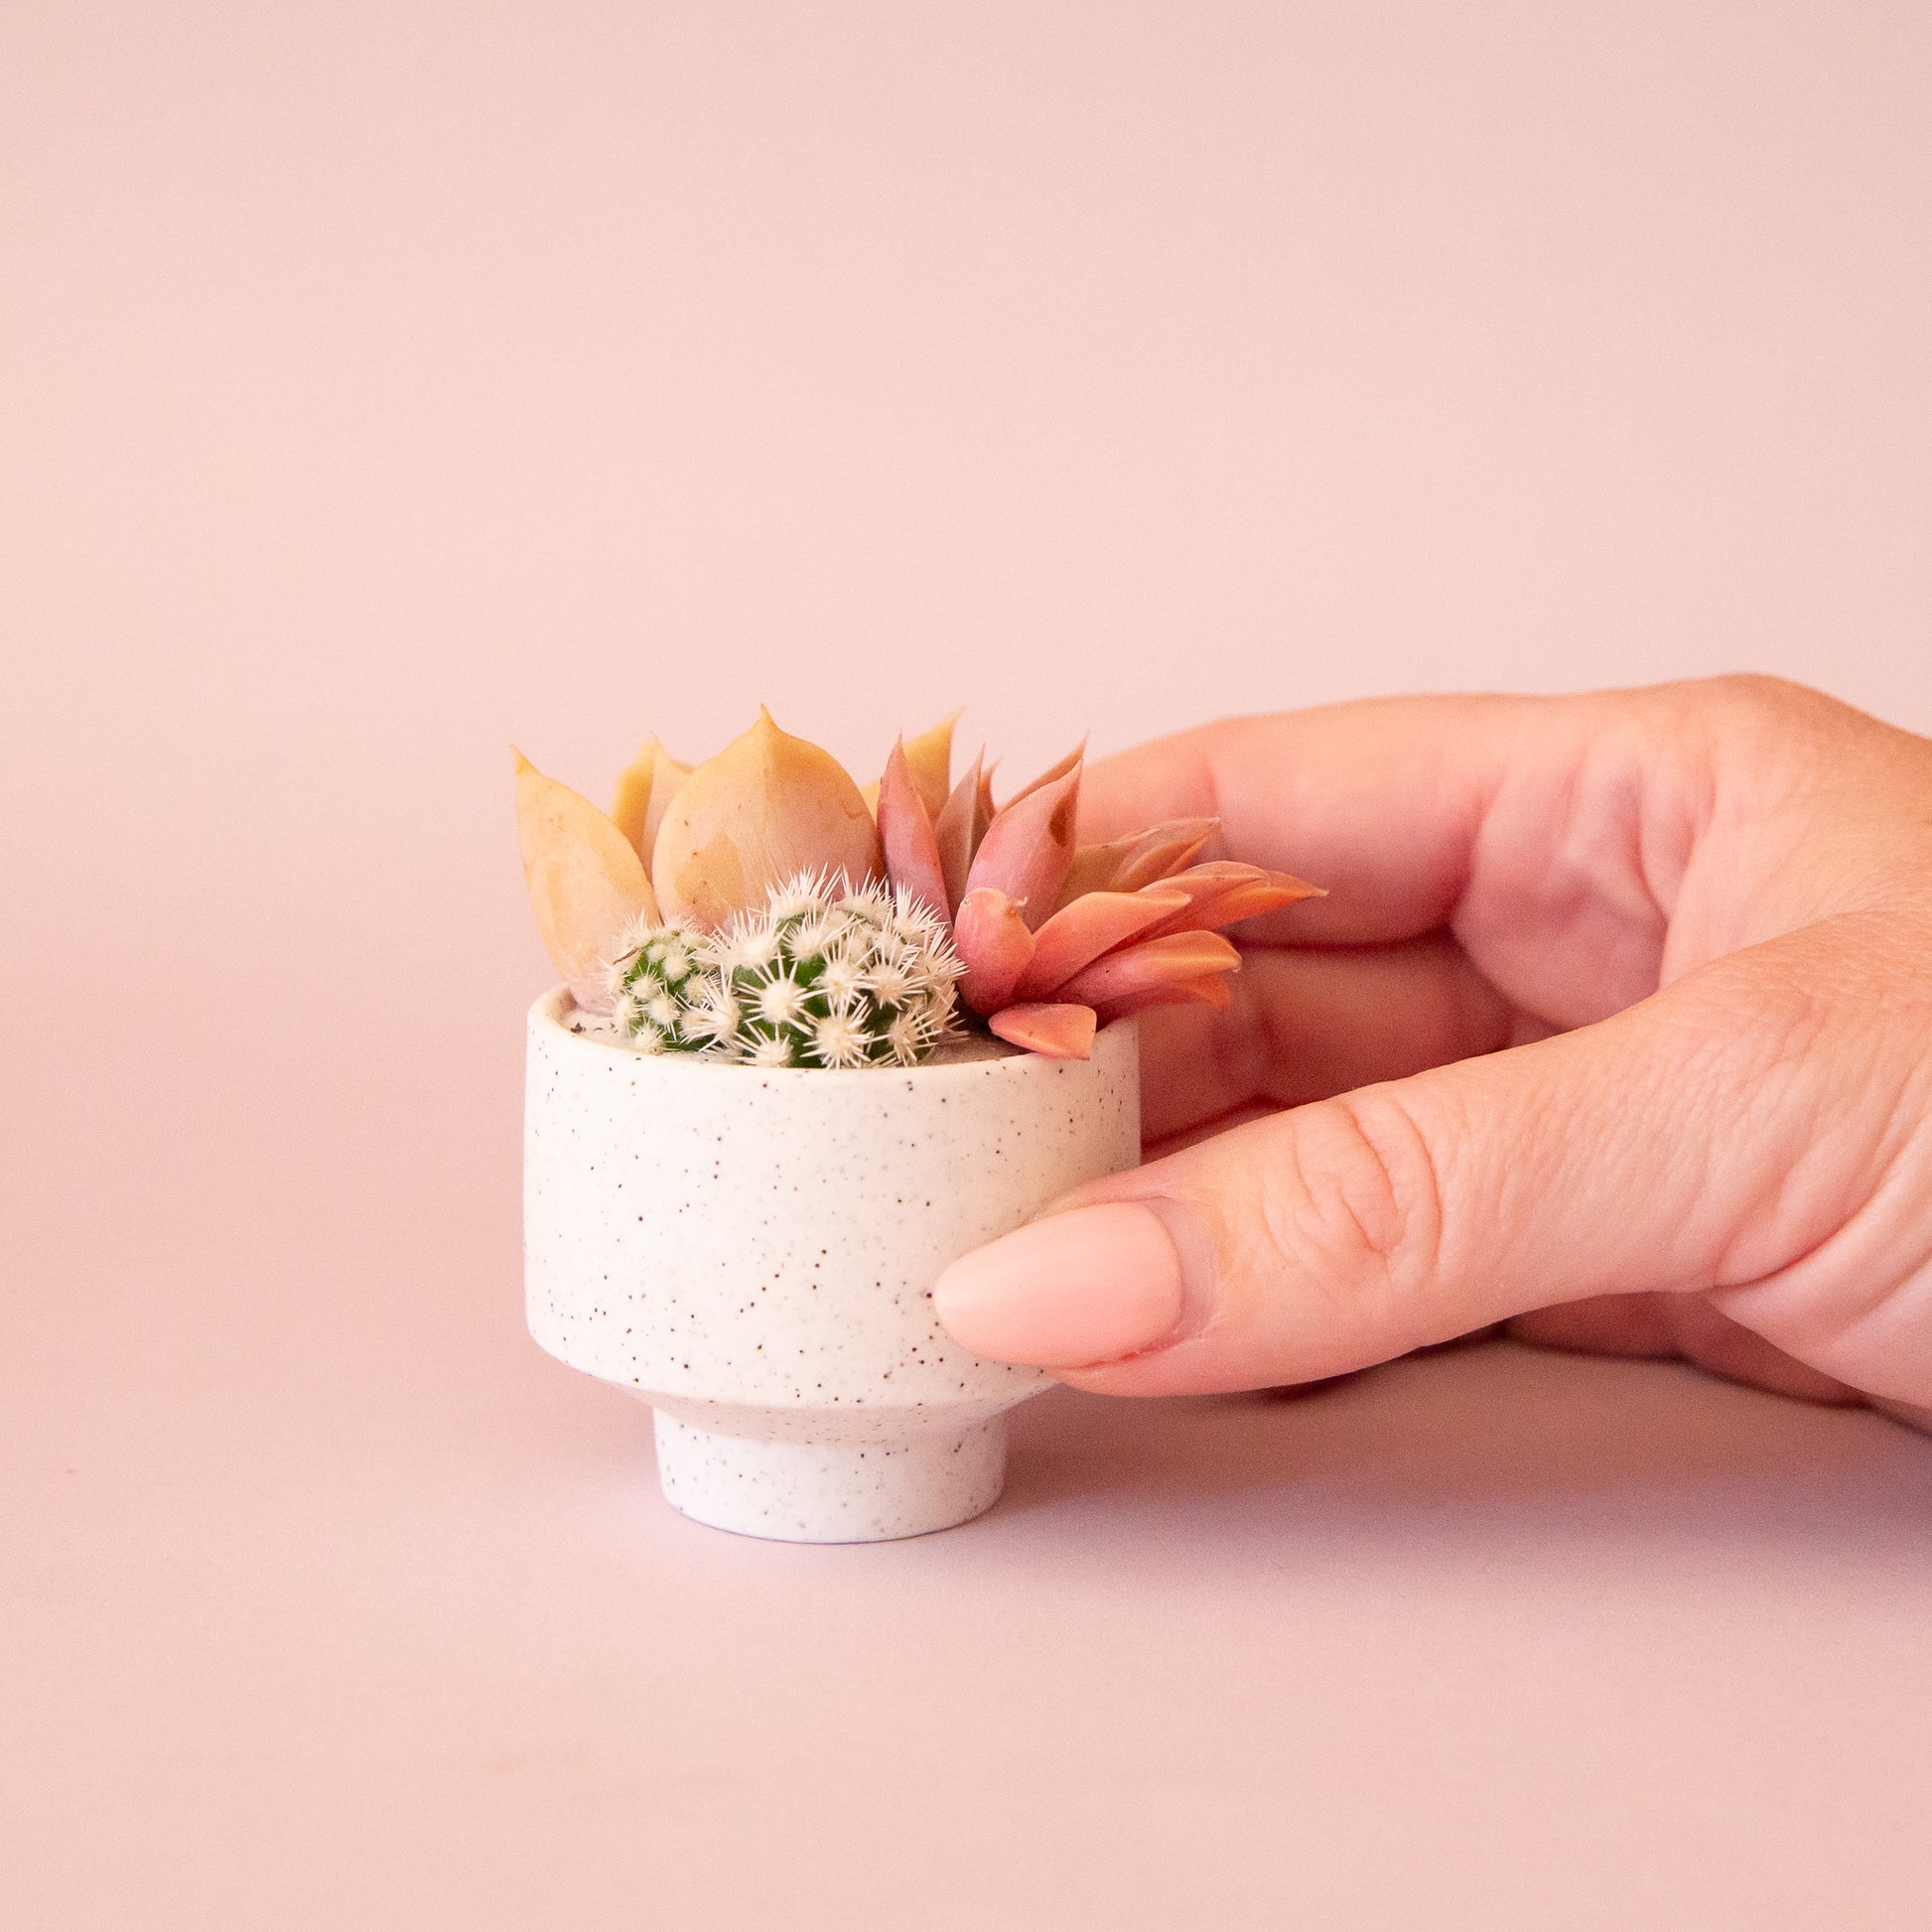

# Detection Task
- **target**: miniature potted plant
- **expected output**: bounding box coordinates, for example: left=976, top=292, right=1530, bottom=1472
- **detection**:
left=516, top=710, right=1316, bottom=1542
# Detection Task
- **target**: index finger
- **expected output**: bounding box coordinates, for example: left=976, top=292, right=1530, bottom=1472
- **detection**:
left=1079, top=693, right=1596, bottom=946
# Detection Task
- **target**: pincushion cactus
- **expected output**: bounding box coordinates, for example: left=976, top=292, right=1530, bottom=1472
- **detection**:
left=515, top=707, right=1320, bottom=1063
left=598, top=876, right=963, bottom=1068
left=603, top=913, right=715, bottom=1053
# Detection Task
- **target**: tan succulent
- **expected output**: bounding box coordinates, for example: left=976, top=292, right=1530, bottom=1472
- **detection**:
left=610, top=736, right=691, bottom=866
left=649, top=709, right=881, bottom=929
left=512, top=751, right=656, bottom=1011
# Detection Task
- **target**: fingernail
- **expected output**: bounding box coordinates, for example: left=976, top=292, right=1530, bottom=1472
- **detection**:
left=932, top=1201, right=1186, bottom=1367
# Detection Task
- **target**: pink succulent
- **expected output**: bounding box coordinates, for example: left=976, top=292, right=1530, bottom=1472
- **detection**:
left=874, top=739, right=1321, bottom=1058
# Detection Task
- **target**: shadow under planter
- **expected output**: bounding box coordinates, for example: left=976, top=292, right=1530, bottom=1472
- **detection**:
left=523, top=989, right=1141, bottom=1542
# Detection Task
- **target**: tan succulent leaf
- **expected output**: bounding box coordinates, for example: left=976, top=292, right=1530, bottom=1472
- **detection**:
left=611, top=735, right=692, bottom=871
left=514, top=749, right=657, bottom=1012
left=650, top=709, right=882, bottom=929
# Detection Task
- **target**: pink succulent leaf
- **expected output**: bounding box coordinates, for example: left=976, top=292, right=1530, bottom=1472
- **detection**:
left=931, top=749, right=986, bottom=915
left=1052, top=838, right=1135, bottom=910
left=974, top=763, right=996, bottom=840
left=1093, top=974, right=1235, bottom=1022
left=1128, top=861, right=1260, bottom=913
left=953, top=887, right=1037, bottom=1015
left=1153, top=878, right=1322, bottom=934
left=901, top=713, right=958, bottom=819
left=1058, top=930, right=1240, bottom=1010
left=1001, top=740, right=1086, bottom=809
left=1139, top=864, right=1324, bottom=939
left=987, top=1002, right=1097, bottom=1059
left=876, top=737, right=952, bottom=924
left=1013, top=890, right=1188, bottom=1002
left=1110, top=819, right=1221, bottom=890
left=962, top=763, right=1081, bottom=929
left=1051, top=817, right=1219, bottom=910
left=1138, top=859, right=1258, bottom=898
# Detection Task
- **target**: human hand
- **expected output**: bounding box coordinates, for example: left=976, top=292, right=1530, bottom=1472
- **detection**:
left=933, top=678, right=1932, bottom=1430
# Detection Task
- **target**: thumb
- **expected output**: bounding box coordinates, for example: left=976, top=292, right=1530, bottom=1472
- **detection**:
left=932, top=931, right=1903, bottom=1396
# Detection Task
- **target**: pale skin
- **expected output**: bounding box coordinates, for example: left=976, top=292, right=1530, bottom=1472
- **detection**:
left=931, top=677, right=1932, bottom=1433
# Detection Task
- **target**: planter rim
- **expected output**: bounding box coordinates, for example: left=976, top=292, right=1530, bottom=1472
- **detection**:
left=529, top=985, right=1130, bottom=1085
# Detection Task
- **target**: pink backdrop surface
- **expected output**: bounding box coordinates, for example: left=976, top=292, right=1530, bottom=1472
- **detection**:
left=4, top=5, right=1929, bottom=1926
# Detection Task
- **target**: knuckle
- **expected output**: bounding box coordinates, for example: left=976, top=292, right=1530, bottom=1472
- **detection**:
left=1253, top=1089, right=1448, bottom=1320
left=1678, top=930, right=1932, bottom=1289
left=1699, top=672, right=1854, bottom=773
left=1708, top=670, right=1812, bottom=711
left=1703, top=672, right=1829, bottom=731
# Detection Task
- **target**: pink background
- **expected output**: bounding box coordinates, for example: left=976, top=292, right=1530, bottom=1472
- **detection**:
left=5, top=4, right=1929, bottom=1925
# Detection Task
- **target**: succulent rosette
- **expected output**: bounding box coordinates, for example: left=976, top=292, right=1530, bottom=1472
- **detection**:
left=514, top=709, right=1319, bottom=1063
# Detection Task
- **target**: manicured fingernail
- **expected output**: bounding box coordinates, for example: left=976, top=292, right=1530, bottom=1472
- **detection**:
left=932, top=1201, right=1186, bottom=1367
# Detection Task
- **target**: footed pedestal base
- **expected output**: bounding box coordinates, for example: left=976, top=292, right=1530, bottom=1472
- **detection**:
left=652, top=1411, right=1008, bottom=1543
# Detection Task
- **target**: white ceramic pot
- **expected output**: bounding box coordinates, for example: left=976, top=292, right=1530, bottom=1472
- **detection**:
left=523, top=989, right=1141, bottom=1542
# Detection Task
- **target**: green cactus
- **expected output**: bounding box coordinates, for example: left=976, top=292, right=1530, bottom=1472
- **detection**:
left=603, top=916, right=716, bottom=1054
left=602, top=874, right=963, bottom=1068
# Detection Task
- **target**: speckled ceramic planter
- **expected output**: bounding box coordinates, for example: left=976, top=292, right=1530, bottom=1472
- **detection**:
left=523, top=989, right=1141, bottom=1543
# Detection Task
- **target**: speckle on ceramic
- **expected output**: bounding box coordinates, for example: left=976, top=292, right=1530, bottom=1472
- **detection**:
left=523, top=988, right=1141, bottom=1542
